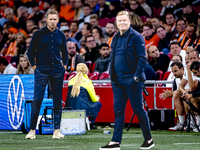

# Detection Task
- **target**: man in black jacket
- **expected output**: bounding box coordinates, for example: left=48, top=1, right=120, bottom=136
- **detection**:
left=148, top=45, right=170, bottom=73
left=84, top=35, right=100, bottom=64
left=94, top=43, right=110, bottom=75
left=156, top=26, right=172, bottom=54
left=96, top=0, right=110, bottom=19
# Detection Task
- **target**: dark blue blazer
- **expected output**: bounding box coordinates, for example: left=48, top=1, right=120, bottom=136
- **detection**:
left=109, top=27, right=147, bottom=82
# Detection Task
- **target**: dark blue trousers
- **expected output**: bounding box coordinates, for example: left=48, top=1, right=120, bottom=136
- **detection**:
left=30, top=67, right=65, bottom=130
left=111, top=78, right=152, bottom=143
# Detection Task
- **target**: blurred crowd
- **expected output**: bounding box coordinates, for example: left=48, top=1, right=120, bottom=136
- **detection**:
left=0, top=0, right=200, bottom=82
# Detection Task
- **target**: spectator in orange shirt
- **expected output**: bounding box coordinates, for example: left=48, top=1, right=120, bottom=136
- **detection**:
left=193, top=25, right=200, bottom=53
left=142, top=22, right=160, bottom=50
left=180, top=23, right=196, bottom=50
left=171, top=18, right=186, bottom=42
left=69, top=21, right=82, bottom=41
left=0, top=27, right=17, bottom=56
left=0, top=2, right=9, bottom=18
left=59, top=0, right=75, bottom=21
left=105, top=22, right=116, bottom=49
left=6, top=32, right=26, bottom=57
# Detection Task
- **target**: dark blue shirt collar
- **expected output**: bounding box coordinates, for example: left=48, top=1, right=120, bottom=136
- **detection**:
left=116, top=27, right=130, bottom=37
left=44, top=25, right=59, bottom=34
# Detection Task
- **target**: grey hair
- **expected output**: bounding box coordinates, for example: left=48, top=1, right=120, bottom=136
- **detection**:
left=18, top=6, right=28, bottom=12
left=4, top=7, right=13, bottom=14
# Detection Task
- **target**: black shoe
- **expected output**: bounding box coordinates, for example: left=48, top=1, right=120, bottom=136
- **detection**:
left=99, top=143, right=120, bottom=150
left=140, top=140, right=154, bottom=149
left=90, top=124, right=97, bottom=130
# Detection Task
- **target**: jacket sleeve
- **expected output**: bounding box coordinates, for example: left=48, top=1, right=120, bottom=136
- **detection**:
left=134, top=34, right=147, bottom=78
left=61, top=33, right=68, bottom=66
left=26, top=31, right=38, bottom=67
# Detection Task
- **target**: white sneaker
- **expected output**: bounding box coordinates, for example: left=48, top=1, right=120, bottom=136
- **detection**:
left=52, top=129, right=64, bottom=139
left=169, top=123, right=183, bottom=131
left=25, top=130, right=36, bottom=139
left=193, top=126, right=200, bottom=132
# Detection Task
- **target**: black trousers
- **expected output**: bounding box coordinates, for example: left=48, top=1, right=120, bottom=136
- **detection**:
left=30, top=67, right=65, bottom=130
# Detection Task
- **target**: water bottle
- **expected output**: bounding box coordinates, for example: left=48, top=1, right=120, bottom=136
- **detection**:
left=103, top=130, right=111, bottom=134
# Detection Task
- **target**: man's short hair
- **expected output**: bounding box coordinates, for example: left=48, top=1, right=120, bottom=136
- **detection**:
left=85, top=35, right=94, bottom=42
left=165, top=12, right=176, bottom=19
left=106, top=22, right=115, bottom=27
left=169, top=41, right=180, bottom=49
left=146, top=45, right=156, bottom=54
left=170, top=61, right=184, bottom=69
left=90, top=14, right=98, bottom=20
left=156, top=25, right=165, bottom=33
left=27, top=20, right=36, bottom=25
left=99, top=43, right=109, bottom=49
left=190, top=61, right=200, bottom=71
left=71, top=21, right=79, bottom=26
left=59, top=17, right=69, bottom=24
left=84, top=22, right=93, bottom=30
left=142, top=21, right=153, bottom=29
left=189, top=49, right=199, bottom=57
left=46, top=9, right=59, bottom=18
left=117, top=11, right=129, bottom=18
left=39, top=20, right=47, bottom=27
left=0, top=57, right=8, bottom=66
left=176, top=18, right=186, bottom=26
left=129, top=0, right=139, bottom=4
left=188, top=23, right=196, bottom=31
left=83, top=3, right=91, bottom=8
left=172, top=54, right=183, bottom=62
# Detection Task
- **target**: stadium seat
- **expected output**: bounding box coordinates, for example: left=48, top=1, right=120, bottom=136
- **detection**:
left=98, top=17, right=110, bottom=27
left=67, top=71, right=77, bottom=80
left=11, top=62, right=17, bottom=68
left=140, top=16, right=147, bottom=23
left=91, top=62, right=96, bottom=73
left=89, top=71, right=99, bottom=80
left=86, top=61, right=92, bottom=72
left=64, top=71, right=68, bottom=80
left=5, top=54, right=12, bottom=63
left=162, top=71, right=171, bottom=80
left=195, top=5, right=200, bottom=14
left=155, top=70, right=164, bottom=80
left=167, top=53, right=173, bottom=60
left=99, top=71, right=110, bottom=80
left=109, top=17, right=116, bottom=23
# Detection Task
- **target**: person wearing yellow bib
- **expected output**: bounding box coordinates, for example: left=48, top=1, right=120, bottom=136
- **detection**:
left=66, top=63, right=102, bottom=129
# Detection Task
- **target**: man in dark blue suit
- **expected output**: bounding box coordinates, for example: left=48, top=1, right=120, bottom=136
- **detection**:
left=100, top=11, right=154, bottom=150
left=26, top=10, right=68, bottom=139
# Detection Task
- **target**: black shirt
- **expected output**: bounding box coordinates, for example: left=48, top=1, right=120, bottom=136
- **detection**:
left=27, top=26, right=68, bottom=69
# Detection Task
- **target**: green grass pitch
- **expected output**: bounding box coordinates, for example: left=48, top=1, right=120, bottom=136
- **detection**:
left=0, top=126, right=200, bottom=150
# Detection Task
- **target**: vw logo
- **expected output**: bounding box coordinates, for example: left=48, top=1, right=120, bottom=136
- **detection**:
left=7, top=75, right=24, bottom=129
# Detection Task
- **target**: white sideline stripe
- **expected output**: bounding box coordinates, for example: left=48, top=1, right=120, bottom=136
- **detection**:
left=173, top=143, right=200, bottom=145
left=0, top=131, right=22, bottom=134
left=121, top=144, right=139, bottom=146
left=36, top=146, right=70, bottom=149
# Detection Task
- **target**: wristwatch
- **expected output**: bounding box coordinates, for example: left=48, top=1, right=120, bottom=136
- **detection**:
left=134, top=76, right=139, bottom=82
